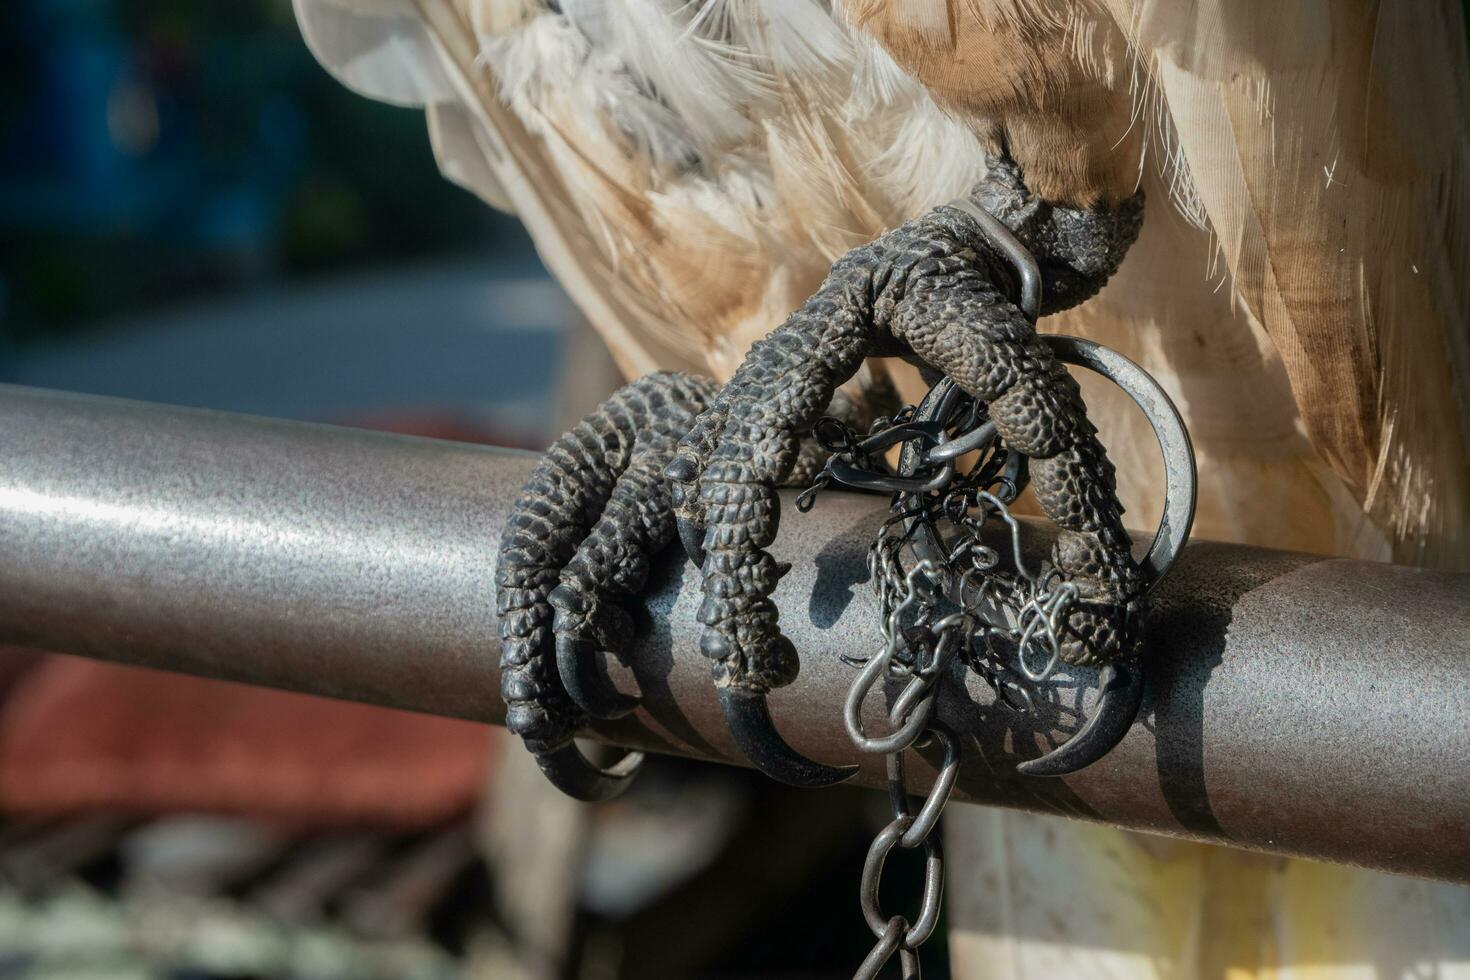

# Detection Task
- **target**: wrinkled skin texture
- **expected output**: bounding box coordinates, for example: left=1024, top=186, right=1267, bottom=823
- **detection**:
left=496, top=159, right=1144, bottom=762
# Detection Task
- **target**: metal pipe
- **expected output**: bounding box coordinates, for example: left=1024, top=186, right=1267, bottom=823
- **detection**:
left=0, top=384, right=1466, bottom=882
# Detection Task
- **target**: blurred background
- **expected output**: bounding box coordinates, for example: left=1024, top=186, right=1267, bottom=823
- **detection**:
left=0, top=1, right=922, bottom=977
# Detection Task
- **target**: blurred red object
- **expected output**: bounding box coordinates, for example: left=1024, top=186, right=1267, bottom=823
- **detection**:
left=0, top=656, right=495, bottom=828
left=0, top=411, right=521, bottom=829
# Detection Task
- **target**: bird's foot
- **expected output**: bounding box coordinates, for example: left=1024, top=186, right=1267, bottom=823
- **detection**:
left=495, top=371, right=717, bottom=801
left=495, top=374, right=888, bottom=797
left=667, top=156, right=1149, bottom=779
left=499, top=156, right=1153, bottom=796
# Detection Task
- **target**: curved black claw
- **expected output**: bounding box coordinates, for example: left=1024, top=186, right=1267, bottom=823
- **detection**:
left=554, top=635, right=640, bottom=720
left=718, top=686, right=858, bottom=788
left=533, top=742, right=645, bottom=803
left=673, top=512, right=706, bottom=569
left=1016, top=661, right=1146, bottom=777
left=664, top=456, right=707, bottom=568
left=669, top=463, right=850, bottom=788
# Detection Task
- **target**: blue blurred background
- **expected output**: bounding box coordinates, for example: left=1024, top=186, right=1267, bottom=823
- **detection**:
left=0, top=0, right=610, bottom=444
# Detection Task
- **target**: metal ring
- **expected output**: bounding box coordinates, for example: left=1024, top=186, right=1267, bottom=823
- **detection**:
left=887, top=725, right=960, bottom=848
left=845, top=647, right=938, bottom=755
left=860, top=817, right=944, bottom=948
left=904, top=337, right=1196, bottom=594
left=889, top=670, right=938, bottom=727
left=925, top=419, right=997, bottom=464
left=830, top=457, right=955, bottom=495
left=1015, top=617, right=1063, bottom=682
left=1042, top=335, right=1197, bottom=591
left=944, top=197, right=1042, bottom=323
left=854, top=916, right=906, bottom=980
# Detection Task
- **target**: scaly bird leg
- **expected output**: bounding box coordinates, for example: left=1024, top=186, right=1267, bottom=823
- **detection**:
left=666, top=157, right=1145, bottom=785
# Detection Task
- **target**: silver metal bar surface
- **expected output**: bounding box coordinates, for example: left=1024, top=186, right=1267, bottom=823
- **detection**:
left=0, top=384, right=1466, bottom=882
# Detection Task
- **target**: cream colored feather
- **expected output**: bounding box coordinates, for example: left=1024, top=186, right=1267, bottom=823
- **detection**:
left=292, top=0, right=1470, bottom=569
left=1103, top=0, right=1470, bottom=569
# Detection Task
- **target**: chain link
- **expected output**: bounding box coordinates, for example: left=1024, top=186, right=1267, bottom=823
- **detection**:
left=803, top=374, right=1081, bottom=978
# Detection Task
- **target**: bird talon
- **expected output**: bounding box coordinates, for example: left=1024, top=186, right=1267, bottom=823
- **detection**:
left=533, top=741, right=645, bottom=802
left=718, top=686, right=858, bottom=788
left=675, top=512, right=707, bottom=568
left=1016, top=661, right=1145, bottom=777
left=555, top=634, right=640, bottom=720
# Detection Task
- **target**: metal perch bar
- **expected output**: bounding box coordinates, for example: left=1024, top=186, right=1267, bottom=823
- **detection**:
left=0, top=384, right=1466, bottom=883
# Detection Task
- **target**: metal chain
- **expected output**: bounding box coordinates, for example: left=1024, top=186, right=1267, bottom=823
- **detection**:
left=800, top=380, right=1079, bottom=979
left=796, top=207, right=1192, bottom=976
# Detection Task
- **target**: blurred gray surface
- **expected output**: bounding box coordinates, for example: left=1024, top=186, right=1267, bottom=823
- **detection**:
left=0, top=259, right=573, bottom=438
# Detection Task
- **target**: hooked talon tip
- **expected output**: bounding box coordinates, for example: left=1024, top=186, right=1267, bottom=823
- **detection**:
left=556, top=635, right=640, bottom=720
left=719, top=686, right=858, bottom=788
left=675, top=513, right=707, bottom=569
left=534, top=742, right=644, bottom=802
left=1015, top=661, right=1146, bottom=777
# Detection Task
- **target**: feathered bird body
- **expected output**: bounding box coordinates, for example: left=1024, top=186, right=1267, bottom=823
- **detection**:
left=297, top=0, right=1470, bottom=569
left=296, top=0, right=1470, bottom=971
